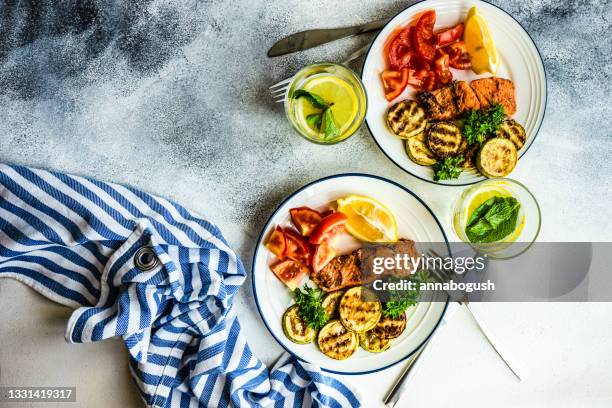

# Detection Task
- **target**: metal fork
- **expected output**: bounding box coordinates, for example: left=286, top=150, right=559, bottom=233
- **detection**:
left=426, top=248, right=524, bottom=380
left=384, top=250, right=524, bottom=407
left=269, top=42, right=371, bottom=103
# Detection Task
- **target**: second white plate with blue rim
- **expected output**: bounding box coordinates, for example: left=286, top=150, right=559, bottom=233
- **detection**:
left=252, top=173, right=449, bottom=374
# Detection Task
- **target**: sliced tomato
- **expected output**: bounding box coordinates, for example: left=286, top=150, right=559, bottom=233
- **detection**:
left=381, top=68, right=409, bottom=101
left=413, top=10, right=437, bottom=62
left=434, top=52, right=453, bottom=85
left=284, top=229, right=311, bottom=265
left=265, top=226, right=286, bottom=259
left=416, top=10, right=436, bottom=40
left=435, top=23, right=464, bottom=47
left=309, top=212, right=348, bottom=245
left=387, top=26, right=414, bottom=70
left=311, top=243, right=336, bottom=273
left=270, top=259, right=309, bottom=290
left=444, top=41, right=471, bottom=69
left=290, top=207, right=322, bottom=237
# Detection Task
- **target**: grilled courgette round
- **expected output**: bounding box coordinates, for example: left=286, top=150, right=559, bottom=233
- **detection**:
left=317, top=320, right=359, bottom=360
left=360, top=331, right=393, bottom=353
left=282, top=305, right=317, bottom=344
left=496, top=119, right=526, bottom=150
left=339, top=286, right=382, bottom=333
left=386, top=100, right=428, bottom=139
left=426, top=122, right=463, bottom=158
left=405, top=132, right=438, bottom=166
left=370, top=312, right=407, bottom=339
left=322, top=291, right=344, bottom=319
left=462, top=144, right=479, bottom=169
left=477, top=137, right=518, bottom=178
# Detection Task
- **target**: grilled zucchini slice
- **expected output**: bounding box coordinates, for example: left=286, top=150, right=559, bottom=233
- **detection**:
left=339, top=287, right=382, bottom=333
left=370, top=312, right=407, bottom=339
left=426, top=122, right=463, bottom=158
left=462, top=144, right=479, bottom=169
left=496, top=119, right=526, bottom=150
left=322, top=291, right=344, bottom=319
left=405, top=132, right=438, bottom=166
left=360, top=331, right=392, bottom=353
left=282, top=305, right=316, bottom=344
left=477, top=137, right=518, bottom=178
left=386, top=100, right=428, bottom=139
left=317, top=320, right=358, bottom=360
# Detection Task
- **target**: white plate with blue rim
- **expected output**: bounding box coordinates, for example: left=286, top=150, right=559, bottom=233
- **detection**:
left=361, top=0, right=547, bottom=186
left=251, top=173, right=449, bottom=374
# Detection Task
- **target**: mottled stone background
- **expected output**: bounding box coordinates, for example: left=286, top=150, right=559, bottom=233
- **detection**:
left=0, top=0, right=611, bottom=406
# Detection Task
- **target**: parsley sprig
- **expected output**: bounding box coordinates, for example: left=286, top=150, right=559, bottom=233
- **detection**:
left=462, top=103, right=506, bottom=145
left=433, top=155, right=465, bottom=181
left=292, top=90, right=340, bottom=140
left=294, top=285, right=329, bottom=330
left=383, top=270, right=432, bottom=319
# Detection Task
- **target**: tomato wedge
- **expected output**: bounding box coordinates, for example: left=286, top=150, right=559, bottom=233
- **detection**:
left=309, top=212, right=348, bottom=245
left=265, top=226, right=286, bottom=259
left=311, top=243, right=336, bottom=272
left=414, top=10, right=437, bottom=62
left=290, top=207, right=322, bottom=237
left=434, top=52, right=453, bottom=85
left=388, top=26, right=414, bottom=70
left=284, top=229, right=311, bottom=265
left=270, top=259, right=309, bottom=290
left=444, top=41, right=472, bottom=69
left=435, top=23, right=464, bottom=47
left=381, top=68, right=409, bottom=101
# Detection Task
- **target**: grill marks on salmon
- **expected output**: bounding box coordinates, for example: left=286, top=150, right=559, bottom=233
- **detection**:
left=311, top=240, right=420, bottom=292
left=470, top=77, right=516, bottom=116
left=418, top=77, right=516, bottom=121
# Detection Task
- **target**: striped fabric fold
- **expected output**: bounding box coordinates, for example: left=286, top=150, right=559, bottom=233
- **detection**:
left=0, top=164, right=361, bottom=408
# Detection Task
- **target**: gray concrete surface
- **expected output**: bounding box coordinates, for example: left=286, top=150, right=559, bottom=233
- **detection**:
left=0, top=1, right=611, bottom=407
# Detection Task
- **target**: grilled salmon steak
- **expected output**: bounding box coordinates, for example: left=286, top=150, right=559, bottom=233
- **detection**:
left=418, top=77, right=515, bottom=121
left=311, top=240, right=419, bottom=292
left=470, top=77, right=516, bottom=116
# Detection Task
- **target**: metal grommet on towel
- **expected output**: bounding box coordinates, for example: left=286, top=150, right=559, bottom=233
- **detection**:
left=134, top=246, right=159, bottom=271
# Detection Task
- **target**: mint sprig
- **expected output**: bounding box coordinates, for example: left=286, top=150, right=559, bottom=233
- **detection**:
left=292, top=89, right=340, bottom=140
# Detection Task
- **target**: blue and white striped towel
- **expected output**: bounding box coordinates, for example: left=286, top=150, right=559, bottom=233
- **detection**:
left=0, top=164, right=361, bottom=408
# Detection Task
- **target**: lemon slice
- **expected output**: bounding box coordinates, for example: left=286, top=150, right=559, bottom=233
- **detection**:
left=295, top=74, right=358, bottom=137
left=464, top=6, right=499, bottom=74
left=337, top=195, right=398, bottom=242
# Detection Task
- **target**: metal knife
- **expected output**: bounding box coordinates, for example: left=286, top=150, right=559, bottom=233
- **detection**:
left=267, top=17, right=389, bottom=57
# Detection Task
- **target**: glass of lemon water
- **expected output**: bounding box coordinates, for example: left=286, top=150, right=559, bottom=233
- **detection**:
left=452, top=178, right=541, bottom=259
left=285, top=63, right=367, bottom=144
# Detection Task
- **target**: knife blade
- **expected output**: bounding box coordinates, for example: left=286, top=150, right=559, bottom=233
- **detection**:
left=267, top=17, right=389, bottom=57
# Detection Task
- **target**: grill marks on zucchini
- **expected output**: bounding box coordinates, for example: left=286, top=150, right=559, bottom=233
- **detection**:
left=406, top=132, right=438, bottom=166
left=477, top=137, right=518, bottom=178
left=426, top=122, right=463, bottom=158
left=339, top=287, right=382, bottom=333
left=387, top=100, right=428, bottom=139
left=360, top=331, right=392, bottom=353
left=371, top=313, right=407, bottom=339
left=282, top=305, right=317, bottom=344
left=322, top=291, right=344, bottom=319
left=496, top=119, right=526, bottom=150
left=317, top=320, right=359, bottom=360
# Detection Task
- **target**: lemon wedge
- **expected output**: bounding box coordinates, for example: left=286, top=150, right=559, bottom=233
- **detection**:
left=337, top=195, right=398, bottom=242
left=464, top=6, right=499, bottom=74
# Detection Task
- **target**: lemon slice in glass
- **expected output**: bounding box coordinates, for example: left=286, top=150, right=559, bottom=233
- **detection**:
left=295, top=75, right=359, bottom=138
left=337, top=195, right=398, bottom=242
left=464, top=6, right=499, bottom=74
